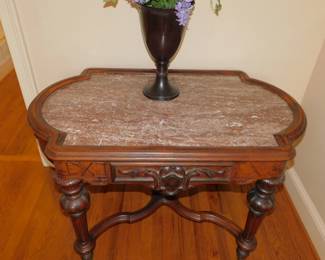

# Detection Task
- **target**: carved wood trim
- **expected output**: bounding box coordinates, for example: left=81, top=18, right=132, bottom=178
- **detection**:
left=54, top=161, right=111, bottom=185
left=111, top=164, right=233, bottom=196
left=52, top=161, right=286, bottom=186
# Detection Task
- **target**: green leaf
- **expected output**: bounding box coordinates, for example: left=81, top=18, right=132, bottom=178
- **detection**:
left=145, top=0, right=177, bottom=9
left=103, top=0, right=118, bottom=8
left=210, top=0, right=222, bottom=15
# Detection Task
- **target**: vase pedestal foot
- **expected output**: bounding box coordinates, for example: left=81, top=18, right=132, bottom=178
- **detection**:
left=143, top=82, right=179, bottom=101
left=143, top=60, right=179, bottom=101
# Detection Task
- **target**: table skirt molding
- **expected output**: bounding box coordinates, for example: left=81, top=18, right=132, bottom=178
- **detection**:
left=53, top=160, right=286, bottom=188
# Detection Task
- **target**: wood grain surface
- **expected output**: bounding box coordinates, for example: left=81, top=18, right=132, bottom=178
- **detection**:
left=0, top=71, right=38, bottom=159
left=0, top=71, right=319, bottom=259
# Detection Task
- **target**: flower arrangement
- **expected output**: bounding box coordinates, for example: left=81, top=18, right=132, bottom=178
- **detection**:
left=103, top=0, right=222, bottom=26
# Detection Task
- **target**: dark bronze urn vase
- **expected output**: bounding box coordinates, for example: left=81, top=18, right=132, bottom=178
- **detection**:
left=138, top=5, right=186, bottom=101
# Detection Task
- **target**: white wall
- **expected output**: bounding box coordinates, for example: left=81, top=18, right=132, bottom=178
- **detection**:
left=297, top=40, right=325, bottom=223
left=287, top=41, right=325, bottom=258
left=11, top=0, right=325, bottom=101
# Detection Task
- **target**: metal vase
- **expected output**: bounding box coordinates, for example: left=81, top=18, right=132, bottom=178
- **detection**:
left=138, top=5, right=185, bottom=101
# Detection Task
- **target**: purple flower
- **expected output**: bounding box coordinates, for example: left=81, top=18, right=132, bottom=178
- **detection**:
left=133, top=0, right=150, bottom=4
left=175, top=0, right=194, bottom=26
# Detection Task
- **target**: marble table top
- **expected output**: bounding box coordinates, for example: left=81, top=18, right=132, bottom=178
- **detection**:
left=41, top=71, right=293, bottom=147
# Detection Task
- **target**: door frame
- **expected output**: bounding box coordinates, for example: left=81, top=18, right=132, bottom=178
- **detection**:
left=0, top=0, right=38, bottom=106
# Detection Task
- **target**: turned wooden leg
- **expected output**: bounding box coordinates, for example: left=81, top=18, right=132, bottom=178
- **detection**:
left=236, top=175, right=284, bottom=259
left=59, top=179, right=95, bottom=260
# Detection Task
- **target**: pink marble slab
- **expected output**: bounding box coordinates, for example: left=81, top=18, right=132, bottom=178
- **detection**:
left=41, top=72, right=293, bottom=147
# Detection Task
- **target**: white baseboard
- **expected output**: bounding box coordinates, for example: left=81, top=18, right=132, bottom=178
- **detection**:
left=285, top=168, right=325, bottom=258
left=35, top=140, right=52, bottom=167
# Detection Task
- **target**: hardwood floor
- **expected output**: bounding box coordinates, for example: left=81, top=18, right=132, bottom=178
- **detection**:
left=0, top=71, right=38, bottom=160
left=0, top=71, right=319, bottom=259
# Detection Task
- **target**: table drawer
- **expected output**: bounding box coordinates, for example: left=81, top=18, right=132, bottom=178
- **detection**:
left=110, top=162, right=236, bottom=196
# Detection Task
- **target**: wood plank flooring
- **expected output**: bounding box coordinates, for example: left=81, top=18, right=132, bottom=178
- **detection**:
left=0, top=71, right=319, bottom=259
left=0, top=71, right=38, bottom=158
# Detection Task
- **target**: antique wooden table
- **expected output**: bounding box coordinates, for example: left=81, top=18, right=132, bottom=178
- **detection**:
left=28, top=69, right=306, bottom=259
